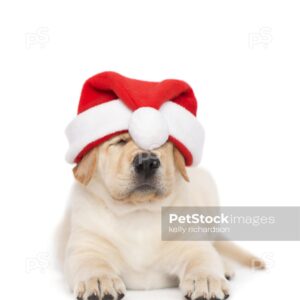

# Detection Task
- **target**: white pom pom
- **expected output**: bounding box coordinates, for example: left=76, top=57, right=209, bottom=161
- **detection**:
left=129, top=107, right=169, bottom=150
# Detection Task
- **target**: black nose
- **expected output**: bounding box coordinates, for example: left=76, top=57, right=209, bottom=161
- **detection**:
left=133, top=152, right=160, bottom=178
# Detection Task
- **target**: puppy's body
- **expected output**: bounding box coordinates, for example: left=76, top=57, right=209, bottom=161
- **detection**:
left=60, top=168, right=217, bottom=288
left=58, top=134, right=264, bottom=300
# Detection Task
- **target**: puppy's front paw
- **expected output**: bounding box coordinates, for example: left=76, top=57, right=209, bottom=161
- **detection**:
left=75, top=274, right=126, bottom=300
left=180, top=272, right=230, bottom=300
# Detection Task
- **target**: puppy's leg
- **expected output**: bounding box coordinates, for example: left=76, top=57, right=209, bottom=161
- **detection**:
left=214, top=241, right=266, bottom=270
left=161, top=242, right=230, bottom=300
left=64, top=232, right=126, bottom=300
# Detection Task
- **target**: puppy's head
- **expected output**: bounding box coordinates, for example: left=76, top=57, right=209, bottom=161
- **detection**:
left=73, top=133, right=189, bottom=203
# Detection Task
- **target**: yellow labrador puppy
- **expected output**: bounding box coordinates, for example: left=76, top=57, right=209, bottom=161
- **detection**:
left=57, top=133, right=264, bottom=300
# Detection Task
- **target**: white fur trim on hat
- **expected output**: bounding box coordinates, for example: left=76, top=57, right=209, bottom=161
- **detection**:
left=65, top=99, right=204, bottom=165
left=65, top=100, right=131, bottom=162
left=160, top=102, right=205, bottom=165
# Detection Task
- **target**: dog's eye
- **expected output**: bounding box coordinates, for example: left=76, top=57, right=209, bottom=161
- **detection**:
left=115, top=138, right=128, bottom=146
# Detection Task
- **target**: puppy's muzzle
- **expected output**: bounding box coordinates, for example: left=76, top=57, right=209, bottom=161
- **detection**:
left=133, top=152, right=160, bottom=179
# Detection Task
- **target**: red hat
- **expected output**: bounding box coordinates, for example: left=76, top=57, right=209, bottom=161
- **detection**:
left=66, top=72, right=204, bottom=166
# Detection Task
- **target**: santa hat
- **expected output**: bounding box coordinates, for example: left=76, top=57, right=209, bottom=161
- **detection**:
left=65, top=72, right=204, bottom=166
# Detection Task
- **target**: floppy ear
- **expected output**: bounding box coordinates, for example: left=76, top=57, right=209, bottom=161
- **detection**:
left=72, top=147, right=99, bottom=185
left=173, top=147, right=189, bottom=182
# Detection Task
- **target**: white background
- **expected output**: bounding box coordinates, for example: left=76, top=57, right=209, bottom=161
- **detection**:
left=0, top=0, right=299, bottom=299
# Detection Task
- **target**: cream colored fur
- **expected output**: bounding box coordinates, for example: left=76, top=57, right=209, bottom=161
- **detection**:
left=57, top=134, right=264, bottom=300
